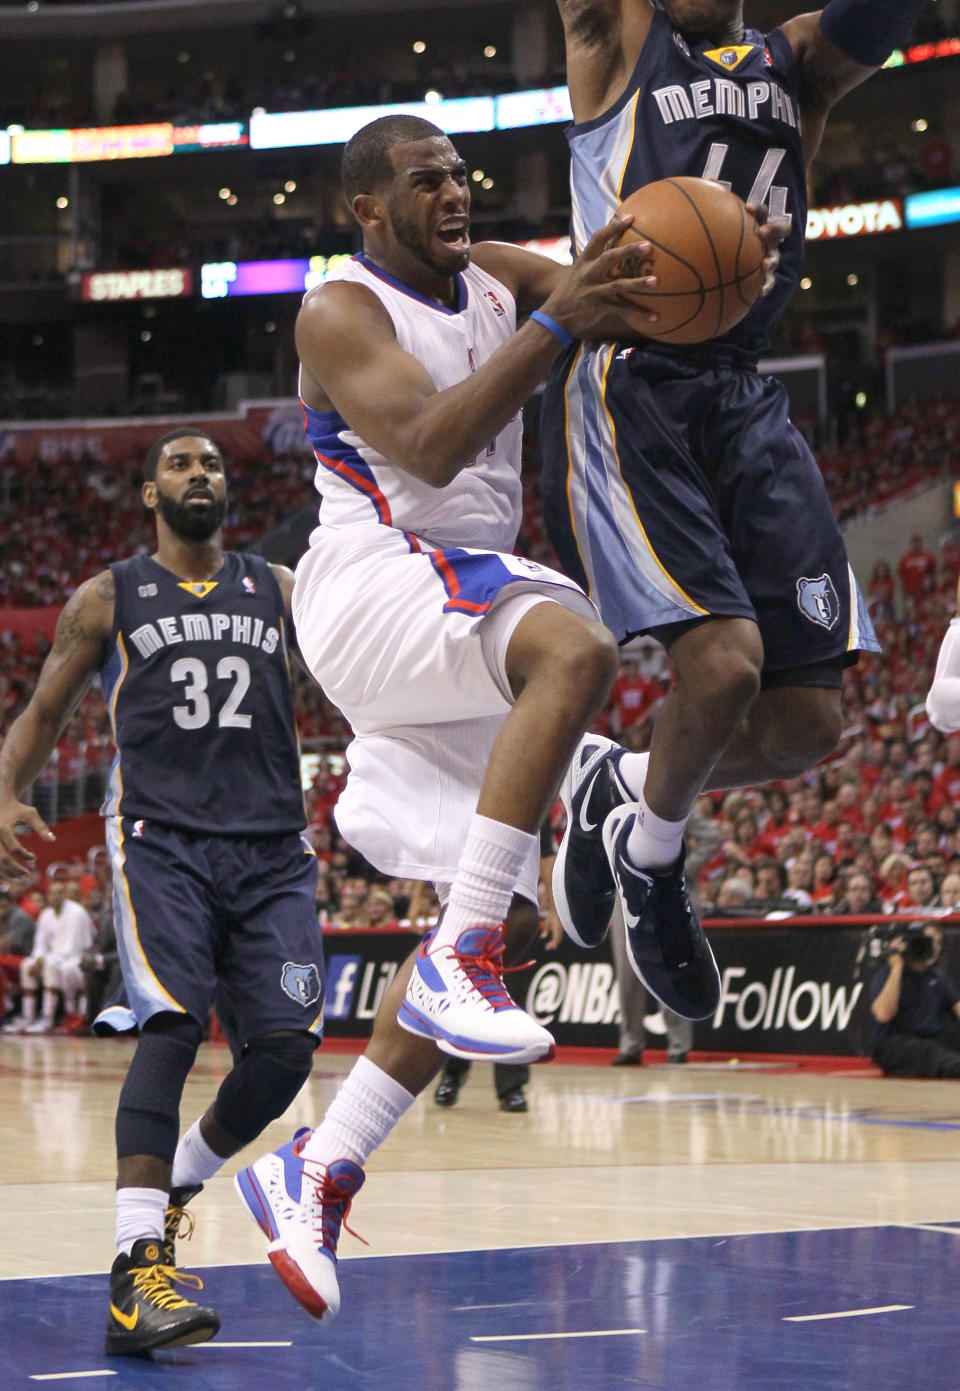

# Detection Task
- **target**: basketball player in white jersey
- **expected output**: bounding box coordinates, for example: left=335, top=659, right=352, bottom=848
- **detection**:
left=234, top=112, right=671, bottom=1321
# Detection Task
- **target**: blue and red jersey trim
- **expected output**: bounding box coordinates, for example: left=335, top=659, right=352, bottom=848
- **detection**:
left=301, top=398, right=421, bottom=551
left=302, top=399, right=394, bottom=527
left=428, top=548, right=518, bottom=615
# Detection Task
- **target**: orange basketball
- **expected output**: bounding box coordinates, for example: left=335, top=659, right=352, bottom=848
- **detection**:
left=613, top=177, right=766, bottom=344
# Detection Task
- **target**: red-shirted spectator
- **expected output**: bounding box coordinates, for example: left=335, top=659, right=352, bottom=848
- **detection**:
left=810, top=853, right=839, bottom=906
left=608, top=660, right=660, bottom=735
left=898, top=534, right=938, bottom=599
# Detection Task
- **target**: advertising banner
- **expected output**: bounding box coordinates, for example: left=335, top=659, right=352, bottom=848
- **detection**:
left=320, top=923, right=960, bottom=1056
left=80, top=268, right=193, bottom=302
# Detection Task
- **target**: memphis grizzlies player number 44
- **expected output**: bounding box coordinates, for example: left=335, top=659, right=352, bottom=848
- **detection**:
left=540, top=0, right=923, bottom=1041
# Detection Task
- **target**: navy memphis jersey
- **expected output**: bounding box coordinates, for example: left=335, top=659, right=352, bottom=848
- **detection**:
left=568, top=3, right=807, bottom=356
left=99, top=552, right=306, bottom=835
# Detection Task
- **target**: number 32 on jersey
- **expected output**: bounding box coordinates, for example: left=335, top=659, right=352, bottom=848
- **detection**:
left=171, top=656, right=252, bottom=730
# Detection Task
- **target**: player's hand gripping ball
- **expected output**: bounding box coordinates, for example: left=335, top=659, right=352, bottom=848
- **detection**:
left=613, top=177, right=766, bottom=344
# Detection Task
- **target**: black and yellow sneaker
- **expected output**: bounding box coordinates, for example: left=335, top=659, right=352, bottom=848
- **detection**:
left=105, top=1237, right=220, bottom=1356
left=163, top=1183, right=203, bottom=1267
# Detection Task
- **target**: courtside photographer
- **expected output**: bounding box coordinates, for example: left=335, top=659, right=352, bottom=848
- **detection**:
left=869, top=923, right=960, bottom=1078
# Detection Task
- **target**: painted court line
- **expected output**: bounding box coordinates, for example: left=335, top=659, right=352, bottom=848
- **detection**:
left=904, top=1222, right=960, bottom=1237
left=472, top=1328, right=645, bottom=1343
left=197, top=1340, right=293, bottom=1348
left=784, top=1305, right=913, bottom=1323
left=454, top=1301, right=542, bottom=1312
left=30, top=1373, right=117, bottom=1382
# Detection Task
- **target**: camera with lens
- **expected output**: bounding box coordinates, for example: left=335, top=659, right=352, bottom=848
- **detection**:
left=901, top=922, right=936, bottom=963
left=856, top=920, right=936, bottom=978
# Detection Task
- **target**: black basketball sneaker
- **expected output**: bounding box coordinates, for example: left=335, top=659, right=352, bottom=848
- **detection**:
left=603, top=803, right=721, bottom=1021
left=552, top=734, right=635, bottom=948
left=105, top=1236, right=220, bottom=1356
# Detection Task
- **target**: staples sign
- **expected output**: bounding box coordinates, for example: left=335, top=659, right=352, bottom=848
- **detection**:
left=805, top=200, right=903, bottom=241
left=81, top=268, right=193, bottom=302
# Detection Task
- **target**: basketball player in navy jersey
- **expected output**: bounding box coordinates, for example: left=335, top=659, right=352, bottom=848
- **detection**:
left=543, top=0, right=923, bottom=1011
left=0, top=429, right=325, bottom=1356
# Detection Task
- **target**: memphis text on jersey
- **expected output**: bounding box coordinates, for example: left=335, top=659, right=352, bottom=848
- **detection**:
left=127, top=611, right=281, bottom=661
left=653, top=73, right=798, bottom=131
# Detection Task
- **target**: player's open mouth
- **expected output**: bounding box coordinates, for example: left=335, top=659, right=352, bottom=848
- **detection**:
left=437, top=223, right=469, bottom=248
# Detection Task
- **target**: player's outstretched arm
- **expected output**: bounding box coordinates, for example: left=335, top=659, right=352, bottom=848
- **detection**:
left=784, top=2, right=930, bottom=133
left=555, top=0, right=654, bottom=123
left=0, top=570, right=114, bottom=877
left=297, top=217, right=657, bottom=488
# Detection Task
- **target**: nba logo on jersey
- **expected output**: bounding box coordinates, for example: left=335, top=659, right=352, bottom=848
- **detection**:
left=797, top=575, right=840, bottom=630
left=484, top=289, right=506, bottom=318
left=243, top=576, right=256, bottom=595
left=132, top=819, right=145, bottom=838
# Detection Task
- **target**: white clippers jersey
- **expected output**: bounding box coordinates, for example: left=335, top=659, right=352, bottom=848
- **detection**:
left=301, top=253, right=523, bottom=552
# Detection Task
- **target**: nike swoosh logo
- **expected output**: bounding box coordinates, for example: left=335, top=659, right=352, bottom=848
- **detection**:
left=110, top=1302, right=138, bottom=1331
left=577, top=764, right=606, bottom=833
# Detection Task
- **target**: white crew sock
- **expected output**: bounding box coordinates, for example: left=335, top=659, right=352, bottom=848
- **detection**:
left=115, top=1186, right=168, bottom=1256
left=625, top=787, right=688, bottom=870
left=171, top=1118, right=226, bottom=1191
left=432, top=813, right=536, bottom=951
left=20, top=991, right=36, bottom=1024
left=301, top=1056, right=415, bottom=1169
left=617, top=749, right=650, bottom=799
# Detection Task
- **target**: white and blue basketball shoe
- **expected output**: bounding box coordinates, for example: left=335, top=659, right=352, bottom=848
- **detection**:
left=235, top=1128, right=365, bottom=1322
left=602, top=803, right=721, bottom=1021
left=552, top=734, right=635, bottom=948
left=399, top=926, right=555, bottom=1064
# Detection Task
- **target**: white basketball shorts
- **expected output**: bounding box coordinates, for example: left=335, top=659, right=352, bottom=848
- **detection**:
left=293, top=523, right=597, bottom=889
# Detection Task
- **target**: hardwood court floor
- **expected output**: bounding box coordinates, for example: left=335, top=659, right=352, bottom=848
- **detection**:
left=2, top=1036, right=959, bottom=1388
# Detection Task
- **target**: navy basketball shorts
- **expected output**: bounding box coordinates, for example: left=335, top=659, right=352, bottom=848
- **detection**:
left=106, top=816, right=324, bottom=1040
left=540, top=342, right=880, bottom=675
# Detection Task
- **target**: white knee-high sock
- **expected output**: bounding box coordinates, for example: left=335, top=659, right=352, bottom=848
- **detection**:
left=171, top=1118, right=226, bottom=1190
left=432, top=813, right=536, bottom=951
left=302, top=1056, right=415, bottom=1169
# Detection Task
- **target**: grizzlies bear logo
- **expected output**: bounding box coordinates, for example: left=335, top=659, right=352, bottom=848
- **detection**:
left=280, top=960, right=323, bottom=1008
left=796, top=574, right=840, bottom=630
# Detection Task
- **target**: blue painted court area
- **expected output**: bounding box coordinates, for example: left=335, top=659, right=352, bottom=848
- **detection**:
left=5, top=1227, right=957, bottom=1391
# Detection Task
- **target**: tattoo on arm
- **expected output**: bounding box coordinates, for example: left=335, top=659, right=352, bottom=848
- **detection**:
left=53, top=600, right=90, bottom=658
left=52, top=573, right=113, bottom=659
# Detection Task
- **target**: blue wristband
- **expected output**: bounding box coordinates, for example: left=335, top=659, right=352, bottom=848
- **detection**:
left=529, top=310, right=573, bottom=349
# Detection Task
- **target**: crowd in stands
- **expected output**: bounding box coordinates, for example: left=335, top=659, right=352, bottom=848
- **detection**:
left=1, top=391, right=960, bottom=1031
left=0, top=56, right=529, bottom=135
left=0, top=443, right=315, bottom=608
left=812, top=127, right=957, bottom=208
